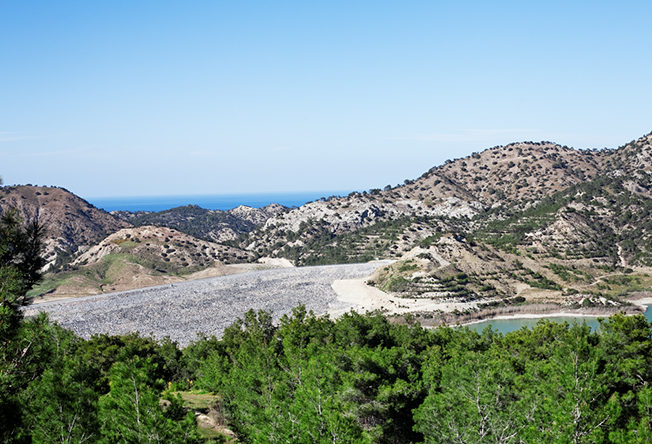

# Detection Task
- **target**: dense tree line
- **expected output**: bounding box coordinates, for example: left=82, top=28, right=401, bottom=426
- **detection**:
left=3, top=310, right=651, bottom=442
left=1, top=211, right=651, bottom=442
left=189, top=308, right=651, bottom=443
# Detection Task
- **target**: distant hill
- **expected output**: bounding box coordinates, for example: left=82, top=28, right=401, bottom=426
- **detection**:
left=0, top=185, right=130, bottom=268
left=112, top=203, right=286, bottom=243
left=0, top=185, right=288, bottom=298
left=29, top=225, right=255, bottom=298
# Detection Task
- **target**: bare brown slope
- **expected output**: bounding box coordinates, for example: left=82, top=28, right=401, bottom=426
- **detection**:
left=0, top=185, right=130, bottom=267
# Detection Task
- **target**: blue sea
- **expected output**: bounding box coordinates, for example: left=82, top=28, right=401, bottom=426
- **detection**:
left=87, top=191, right=352, bottom=212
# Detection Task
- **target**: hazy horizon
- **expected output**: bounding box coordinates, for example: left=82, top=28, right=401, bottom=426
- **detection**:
left=85, top=190, right=355, bottom=212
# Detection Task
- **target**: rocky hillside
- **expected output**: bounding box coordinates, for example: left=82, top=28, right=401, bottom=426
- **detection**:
left=0, top=186, right=287, bottom=298
left=11, top=131, right=652, bottom=305
left=368, top=233, right=651, bottom=326
left=0, top=185, right=130, bottom=268
left=243, top=132, right=652, bottom=262
left=474, top=175, right=651, bottom=265
left=113, top=203, right=286, bottom=243
left=74, top=225, right=253, bottom=268
left=408, top=142, right=603, bottom=205
left=364, top=133, right=651, bottom=320
left=30, top=225, right=254, bottom=298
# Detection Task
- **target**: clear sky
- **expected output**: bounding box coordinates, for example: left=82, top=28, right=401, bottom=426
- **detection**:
left=2, top=1, right=651, bottom=198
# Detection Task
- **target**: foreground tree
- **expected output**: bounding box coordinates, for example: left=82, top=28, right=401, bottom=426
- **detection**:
left=98, top=358, right=200, bottom=444
left=415, top=347, right=529, bottom=443
left=20, top=332, right=100, bottom=443
left=0, top=210, right=44, bottom=339
left=0, top=210, right=45, bottom=442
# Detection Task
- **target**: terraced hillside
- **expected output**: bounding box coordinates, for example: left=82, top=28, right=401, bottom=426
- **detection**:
left=267, top=216, right=468, bottom=266
left=369, top=232, right=651, bottom=326
left=368, top=158, right=651, bottom=322
left=474, top=173, right=652, bottom=265
left=244, top=132, right=652, bottom=264
left=242, top=133, right=651, bottom=260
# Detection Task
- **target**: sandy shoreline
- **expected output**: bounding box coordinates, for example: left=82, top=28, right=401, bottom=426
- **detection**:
left=457, top=311, right=616, bottom=327
left=327, top=277, right=476, bottom=318
left=329, top=276, right=651, bottom=326
left=630, top=297, right=652, bottom=309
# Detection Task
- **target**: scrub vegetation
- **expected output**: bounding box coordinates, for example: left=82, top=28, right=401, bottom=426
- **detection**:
left=2, top=212, right=652, bottom=443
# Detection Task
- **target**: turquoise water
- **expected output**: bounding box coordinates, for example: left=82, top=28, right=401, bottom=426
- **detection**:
left=465, top=305, right=652, bottom=334
left=87, top=190, right=352, bottom=212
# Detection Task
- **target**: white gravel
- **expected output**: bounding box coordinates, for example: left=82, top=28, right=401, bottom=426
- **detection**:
left=25, top=262, right=389, bottom=346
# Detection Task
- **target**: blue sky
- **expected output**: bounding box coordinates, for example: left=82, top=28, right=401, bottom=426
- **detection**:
left=2, top=1, right=651, bottom=198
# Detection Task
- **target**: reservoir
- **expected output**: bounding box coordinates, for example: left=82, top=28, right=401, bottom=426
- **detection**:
left=465, top=304, right=652, bottom=334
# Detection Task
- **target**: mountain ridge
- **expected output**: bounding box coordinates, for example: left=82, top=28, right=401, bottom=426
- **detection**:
left=112, top=203, right=286, bottom=243
left=241, top=132, right=652, bottom=262
left=5, top=130, right=651, bottom=305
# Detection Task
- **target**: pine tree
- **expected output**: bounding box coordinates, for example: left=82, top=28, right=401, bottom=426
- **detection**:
left=98, top=358, right=200, bottom=444
left=0, top=209, right=45, bottom=442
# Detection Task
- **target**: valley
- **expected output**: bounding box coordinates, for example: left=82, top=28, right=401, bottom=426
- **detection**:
left=5, top=131, right=652, bottom=330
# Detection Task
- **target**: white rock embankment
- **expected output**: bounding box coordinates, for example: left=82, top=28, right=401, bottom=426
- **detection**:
left=25, top=262, right=390, bottom=346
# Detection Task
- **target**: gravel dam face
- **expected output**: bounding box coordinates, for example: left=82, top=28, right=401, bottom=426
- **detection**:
left=25, top=262, right=387, bottom=346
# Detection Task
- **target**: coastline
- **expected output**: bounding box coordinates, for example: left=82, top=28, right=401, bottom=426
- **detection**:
left=456, top=311, right=623, bottom=328
left=329, top=274, right=651, bottom=327
left=629, top=296, right=652, bottom=310
left=410, top=303, right=646, bottom=329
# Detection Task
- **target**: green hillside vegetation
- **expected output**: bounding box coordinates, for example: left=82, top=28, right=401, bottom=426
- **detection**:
left=27, top=251, right=194, bottom=298
left=369, top=237, right=651, bottom=317
left=3, top=202, right=652, bottom=443
left=256, top=216, right=469, bottom=266
left=474, top=173, right=652, bottom=265
left=26, top=223, right=256, bottom=298
left=3, top=307, right=651, bottom=443
left=364, top=171, right=649, bottom=308
left=128, top=205, right=257, bottom=242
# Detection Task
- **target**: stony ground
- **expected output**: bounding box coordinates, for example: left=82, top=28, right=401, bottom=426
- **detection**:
left=25, top=262, right=388, bottom=346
